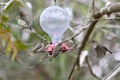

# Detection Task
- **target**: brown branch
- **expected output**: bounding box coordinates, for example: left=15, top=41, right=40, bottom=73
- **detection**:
left=89, top=17, right=120, bottom=22
left=68, top=2, right=120, bottom=80
left=68, top=19, right=98, bottom=80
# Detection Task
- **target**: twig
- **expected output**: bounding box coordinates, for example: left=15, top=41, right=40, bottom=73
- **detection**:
left=52, top=0, right=58, bottom=5
left=63, top=28, right=87, bottom=43
left=87, top=0, right=95, bottom=18
left=34, top=31, right=50, bottom=43
left=68, top=2, right=120, bottom=80
left=33, top=53, right=48, bottom=69
left=86, top=56, right=100, bottom=80
left=71, top=24, right=80, bottom=27
left=100, top=24, right=120, bottom=29
left=73, top=17, right=120, bottom=29
left=0, top=46, right=6, bottom=56
left=91, top=0, right=95, bottom=15
left=0, top=49, right=6, bottom=56
left=102, top=63, right=120, bottom=80
left=0, top=3, right=5, bottom=5
left=89, top=17, right=120, bottom=22
left=68, top=60, right=77, bottom=80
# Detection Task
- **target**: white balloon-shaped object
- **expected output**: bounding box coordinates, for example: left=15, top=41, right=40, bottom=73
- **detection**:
left=40, top=6, right=70, bottom=43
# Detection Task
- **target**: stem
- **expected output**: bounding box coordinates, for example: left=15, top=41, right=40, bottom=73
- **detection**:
left=86, top=56, right=100, bottom=79
left=0, top=3, right=5, bottom=5
left=52, top=0, right=58, bottom=5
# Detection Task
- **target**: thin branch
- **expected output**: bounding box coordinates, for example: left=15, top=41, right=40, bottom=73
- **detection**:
left=102, top=63, right=120, bottom=80
left=68, top=2, right=120, bottom=80
left=89, top=17, right=120, bottom=22
left=87, top=0, right=95, bottom=19
left=86, top=56, right=100, bottom=80
left=68, top=61, right=77, bottom=80
left=34, top=30, right=50, bottom=43
left=63, top=28, right=87, bottom=43
left=33, top=53, right=48, bottom=69
left=0, top=49, right=6, bottom=56
left=72, top=17, right=120, bottom=30
left=0, top=3, right=5, bottom=5
left=71, top=24, right=80, bottom=27
left=91, top=0, right=95, bottom=15
left=100, top=24, right=120, bottom=29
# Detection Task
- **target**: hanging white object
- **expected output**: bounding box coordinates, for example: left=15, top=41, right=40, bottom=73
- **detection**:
left=40, top=6, right=70, bottom=44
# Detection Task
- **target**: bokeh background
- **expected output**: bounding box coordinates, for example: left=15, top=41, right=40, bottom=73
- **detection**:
left=0, top=0, right=120, bottom=80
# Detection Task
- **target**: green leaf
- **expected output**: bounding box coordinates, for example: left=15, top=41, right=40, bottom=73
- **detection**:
left=15, top=40, right=29, bottom=50
left=3, top=0, right=22, bottom=13
left=3, top=0, right=15, bottom=12
left=0, top=23, right=4, bottom=28
left=1, top=14, right=9, bottom=22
